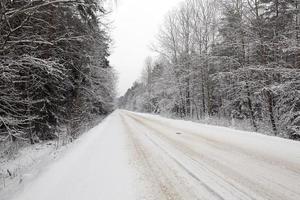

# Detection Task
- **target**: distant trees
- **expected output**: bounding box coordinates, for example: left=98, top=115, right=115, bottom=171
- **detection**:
left=119, top=0, right=300, bottom=139
left=0, top=0, right=116, bottom=143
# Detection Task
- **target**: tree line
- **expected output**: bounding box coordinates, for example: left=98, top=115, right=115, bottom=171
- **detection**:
left=0, top=0, right=116, bottom=144
left=119, top=0, right=300, bottom=139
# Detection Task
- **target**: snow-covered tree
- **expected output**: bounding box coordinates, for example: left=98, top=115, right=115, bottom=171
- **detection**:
left=0, top=0, right=116, bottom=143
left=120, top=0, right=300, bottom=139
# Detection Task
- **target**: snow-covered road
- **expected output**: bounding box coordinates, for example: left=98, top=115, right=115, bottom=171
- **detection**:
left=9, top=110, right=300, bottom=200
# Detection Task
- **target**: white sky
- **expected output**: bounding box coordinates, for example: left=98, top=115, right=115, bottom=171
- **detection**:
left=109, top=0, right=183, bottom=96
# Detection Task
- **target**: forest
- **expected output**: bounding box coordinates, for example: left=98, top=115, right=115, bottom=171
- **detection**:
left=0, top=0, right=116, bottom=145
left=119, top=0, right=300, bottom=139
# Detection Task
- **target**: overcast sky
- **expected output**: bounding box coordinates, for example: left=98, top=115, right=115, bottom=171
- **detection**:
left=109, top=0, right=183, bottom=96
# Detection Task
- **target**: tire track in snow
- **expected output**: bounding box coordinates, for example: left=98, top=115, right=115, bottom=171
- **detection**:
left=124, top=112, right=300, bottom=200
left=120, top=115, right=186, bottom=200
left=124, top=114, right=257, bottom=200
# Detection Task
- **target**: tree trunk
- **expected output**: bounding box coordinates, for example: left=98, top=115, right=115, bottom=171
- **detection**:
left=266, top=91, right=278, bottom=135
left=201, top=71, right=206, bottom=118
left=246, top=82, right=258, bottom=131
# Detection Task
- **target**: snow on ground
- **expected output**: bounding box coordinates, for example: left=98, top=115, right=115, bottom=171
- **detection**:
left=0, top=141, right=58, bottom=198
left=1, top=110, right=300, bottom=200
left=4, top=112, right=141, bottom=200
left=0, top=120, right=105, bottom=200
left=124, top=110, right=300, bottom=200
left=127, top=110, right=300, bottom=166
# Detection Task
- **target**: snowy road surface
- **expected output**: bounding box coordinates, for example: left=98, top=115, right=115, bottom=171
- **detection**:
left=9, top=110, right=300, bottom=200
